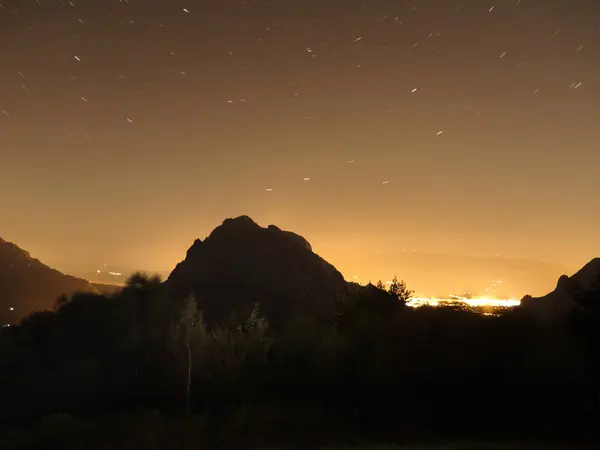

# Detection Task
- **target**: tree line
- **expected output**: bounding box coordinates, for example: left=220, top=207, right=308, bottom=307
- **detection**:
left=1, top=273, right=600, bottom=448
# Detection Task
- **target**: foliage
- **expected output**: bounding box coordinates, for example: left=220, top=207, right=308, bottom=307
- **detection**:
left=0, top=273, right=599, bottom=445
left=375, top=276, right=413, bottom=304
left=388, top=275, right=413, bottom=304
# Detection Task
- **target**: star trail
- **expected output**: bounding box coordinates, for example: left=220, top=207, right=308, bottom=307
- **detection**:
left=1, top=0, right=599, bottom=291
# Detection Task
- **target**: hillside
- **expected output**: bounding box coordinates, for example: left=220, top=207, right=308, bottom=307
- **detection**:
left=0, top=237, right=97, bottom=324
left=520, top=257, right=600, bottom=321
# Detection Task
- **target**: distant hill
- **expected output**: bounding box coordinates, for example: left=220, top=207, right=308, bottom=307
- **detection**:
left=521, top=258, right=600, bottom=321
left=165, top=215, right=379, bottom=327
left=0, top=237, right=97, bottom=324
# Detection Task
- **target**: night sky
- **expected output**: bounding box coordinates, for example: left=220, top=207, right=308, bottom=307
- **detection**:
left=1, top=1, right=599, bottom=288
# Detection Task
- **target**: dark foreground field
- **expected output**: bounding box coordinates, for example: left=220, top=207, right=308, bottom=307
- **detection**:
left=3, top=262, right=600, bottom=450
left=0, top=412, right=595, bottom=450
left=350, top=447, right=592, bottom=450
left=336, top=446, right=593, bottom=450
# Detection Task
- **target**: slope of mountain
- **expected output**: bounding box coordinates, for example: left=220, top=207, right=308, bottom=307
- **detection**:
left=0, top=237, right=97, bottom=324
left=521, top=258, right=600, bottom=321
left=569, top=258, right=600, bottom=291
left=165, top=216, right=364, bottom=326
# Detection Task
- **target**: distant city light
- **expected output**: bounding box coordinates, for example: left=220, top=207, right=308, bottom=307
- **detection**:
left=407, top=295, right=521, bottom=309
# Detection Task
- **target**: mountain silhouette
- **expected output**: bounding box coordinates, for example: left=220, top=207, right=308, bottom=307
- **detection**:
left=521, top=258, right=600, bottom=321
left=0, top=237, right=96, bottom=324
left=569, top=258, right=600, bottom=290
left=165, top=216, right=370, bottom=326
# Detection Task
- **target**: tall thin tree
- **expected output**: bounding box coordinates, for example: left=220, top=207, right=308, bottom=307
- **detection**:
left=173, top=295, right=204, bottom=413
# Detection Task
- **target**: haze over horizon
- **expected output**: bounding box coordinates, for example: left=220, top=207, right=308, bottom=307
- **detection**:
left=2, top=1, right=599, bottom=291
left=8, top=215, right=574, bottom=300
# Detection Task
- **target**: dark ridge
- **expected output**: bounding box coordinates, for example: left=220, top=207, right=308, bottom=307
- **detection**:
left=520, top=257, right=600, bottom=322
left=0, top=238, right=97, bottom=323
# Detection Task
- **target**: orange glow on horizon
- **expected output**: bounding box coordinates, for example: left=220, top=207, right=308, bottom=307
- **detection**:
left=407, top=295, right=521, bottom=309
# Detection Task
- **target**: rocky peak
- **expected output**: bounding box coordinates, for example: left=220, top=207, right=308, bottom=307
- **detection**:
left=571, top=258, right=600, bottom=291
left=0, top=238, right=33, bottom=262
left=520, top=257, right=600, bottom=323
left=165, top=216, right=347, bottom=326
left=208, top=215, right=262, bottom=238
left=556, top=274, right=576, bottom=293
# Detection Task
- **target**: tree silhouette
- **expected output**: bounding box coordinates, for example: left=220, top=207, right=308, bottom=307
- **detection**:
left=171, top=294, right=205, bottom=413
left=54, top=294, right=69, bottom=311
left=2, top=264, right=600, bottom=443
left=388, top=275, right=413, bottom=304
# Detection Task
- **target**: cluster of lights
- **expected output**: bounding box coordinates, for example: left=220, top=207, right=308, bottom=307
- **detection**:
left=352, top=276, right=521, bottom=311
left=96, top=270, right=122, bottom=276
left=407, top=295, right=521, bottom=309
